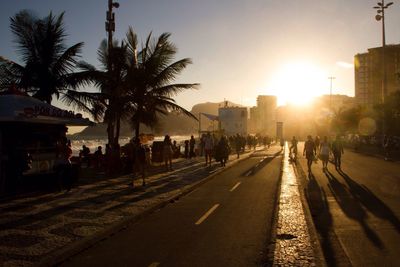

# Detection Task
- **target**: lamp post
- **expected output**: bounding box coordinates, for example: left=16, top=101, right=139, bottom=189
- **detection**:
left=374, top=0, right=393, bottom=134
left=106, top=0, right=120, bottom=51
left=328, top=76, right=335, bottom=110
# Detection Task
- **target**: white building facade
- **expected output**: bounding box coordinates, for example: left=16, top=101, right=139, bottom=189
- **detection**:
left=218, top=107, right=248, bottom=136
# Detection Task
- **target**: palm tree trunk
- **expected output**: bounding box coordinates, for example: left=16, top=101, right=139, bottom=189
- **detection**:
left=115, top=116, right=121, bottom=145
left=135, top=120, right=140, bottom=139
left=107, top=121, right=115, bottom=146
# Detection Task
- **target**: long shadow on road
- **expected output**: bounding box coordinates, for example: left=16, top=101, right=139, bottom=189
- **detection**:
left=325, top=170, right=384, bottom=249
left=337, top=169, right=400, bottom=234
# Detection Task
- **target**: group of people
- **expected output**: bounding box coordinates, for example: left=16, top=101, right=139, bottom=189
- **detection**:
left=289, top=135, right=344, bottom=173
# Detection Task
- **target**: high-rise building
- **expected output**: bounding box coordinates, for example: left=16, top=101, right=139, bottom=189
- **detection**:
left=255, top=95, right=277, bottom=135
left=354, top=44, right=400, bottom=107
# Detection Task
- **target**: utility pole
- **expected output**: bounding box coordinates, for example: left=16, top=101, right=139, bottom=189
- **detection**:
left=374, top=0, right=393, bottom=134
left=328, top=76, right=335, bottom=110
left=106, top=0, right=120, bottom=52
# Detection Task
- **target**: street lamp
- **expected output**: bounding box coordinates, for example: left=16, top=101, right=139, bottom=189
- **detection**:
left=373, top=0, right=393, bottom=134
left=106, top=0, right=120, bottom=51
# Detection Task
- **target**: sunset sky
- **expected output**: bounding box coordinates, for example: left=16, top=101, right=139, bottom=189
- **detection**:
left=1, top=0, right=400, bottom=110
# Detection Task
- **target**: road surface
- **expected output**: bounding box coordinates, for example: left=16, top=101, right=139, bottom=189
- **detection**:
left=62, top=150, right=282, bottom=267
left=296, top=143, right=400, bottom=267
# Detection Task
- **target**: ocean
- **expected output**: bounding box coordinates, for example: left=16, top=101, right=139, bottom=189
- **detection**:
left=70, top=135, right=192, bottom=155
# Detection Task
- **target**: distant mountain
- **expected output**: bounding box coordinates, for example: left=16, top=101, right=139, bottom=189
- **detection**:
left=71, top=101, right=242, bottom=138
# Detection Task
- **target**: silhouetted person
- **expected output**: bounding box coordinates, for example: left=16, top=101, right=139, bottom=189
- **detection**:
left=234, top=134, right=241, bottom=158
left=320, top=136, right=330, bottom=171
left=204, top=132, right=214, bottom=166
left=56, top=139, right=73, bottom=191
left=189, top=135, right=196, bottom=159
left=314, top=136, right=321, bottom=152
left=132, top=138, right=146, bottom=187
left=303, top=135, right=316, bottom=173
left=331, top=135, right=344, bottom=169
left=215, top=135, right=230, bottom=167
left=163, top=135, right=173, bottom=171
left=93, top=146, right=103, bottom=170
left=289, top=136, right=298, bottom=161
left=184, top=140, right=189, bottom=158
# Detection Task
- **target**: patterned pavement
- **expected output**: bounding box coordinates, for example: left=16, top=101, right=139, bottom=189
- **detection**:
left=0, top=149, right=260, bottom=267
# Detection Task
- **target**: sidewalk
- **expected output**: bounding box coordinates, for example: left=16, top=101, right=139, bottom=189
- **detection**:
left=0, top=147, right=272, bottom=267
left=272, top=143, right=325, bottom=266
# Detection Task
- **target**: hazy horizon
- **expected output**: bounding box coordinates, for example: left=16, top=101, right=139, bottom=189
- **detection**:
left=1, top=0, right=399, bottom=111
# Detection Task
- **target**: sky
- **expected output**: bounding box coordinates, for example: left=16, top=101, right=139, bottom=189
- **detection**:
left=1, top=0, right=400, bottom=110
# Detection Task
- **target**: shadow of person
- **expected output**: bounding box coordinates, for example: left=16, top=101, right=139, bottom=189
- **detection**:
left=337, top=169, right=400, bottom=234
left=325, top=170, right=384, bottom=249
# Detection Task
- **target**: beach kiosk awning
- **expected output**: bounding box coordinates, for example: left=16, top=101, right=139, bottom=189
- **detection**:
left=0, top=94, right=94, bottom=126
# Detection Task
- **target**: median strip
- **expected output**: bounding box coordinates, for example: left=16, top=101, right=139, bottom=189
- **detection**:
left=195, top=204, right=220, bottom=225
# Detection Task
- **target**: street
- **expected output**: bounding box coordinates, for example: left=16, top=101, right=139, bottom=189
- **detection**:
left=61, top=151, right=282, bottom=267
left=296, top=143, right=400, bottom=267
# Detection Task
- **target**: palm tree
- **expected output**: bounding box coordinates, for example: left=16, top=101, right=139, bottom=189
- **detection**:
left=124, top=29, right=199, bottom=137
left=0, top=10, right=90, bottom=106
left=78, top=28, right=199, bottom=145
left=75, top=39, right=131, bottom=146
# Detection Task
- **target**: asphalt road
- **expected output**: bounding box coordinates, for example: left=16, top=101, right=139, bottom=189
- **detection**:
left=296, top=143, right=400, bottom=267
left=61, top=150, right=282, bottom=267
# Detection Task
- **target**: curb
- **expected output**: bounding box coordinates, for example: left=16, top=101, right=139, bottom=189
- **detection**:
left=37, top=150, right=259, bottom=267
left=292, top=161, right=328, bottom=267
left=266, top=147, right=285, bottom=265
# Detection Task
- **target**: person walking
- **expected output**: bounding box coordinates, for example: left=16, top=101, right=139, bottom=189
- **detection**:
left=331, top=135, right=344, bottom=169
left=280, top=138, right=285, bottom=150
left=189, top=135, right=196, bottom=159
left=303, top=135, right=316, bottom=173
left=289, top=136, right=298, bottom=161
left=215, top=135, right=230, bottom=167
left=132, top=138, right=147, bottom=187
left=204, top=132, right=214, bottom=166
left=184, top=140, right=189, bottom=159
left=319, top=136, right=330, bottom=171
left=163, top=135, right=173, bottom=171
left=235, top=134, right=241, bottom=158
left=314, top=136, right=321, bottom=152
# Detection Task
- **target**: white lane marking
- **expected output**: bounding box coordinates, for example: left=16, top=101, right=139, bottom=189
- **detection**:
left=148, top=262, right=160, bottom=267
left=195, top=204, right=220, bottom=225
left=230, top=182, right=241, bottom=192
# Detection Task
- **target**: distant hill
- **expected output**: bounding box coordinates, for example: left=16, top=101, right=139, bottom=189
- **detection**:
left=71, top=101, right=242, bottom=138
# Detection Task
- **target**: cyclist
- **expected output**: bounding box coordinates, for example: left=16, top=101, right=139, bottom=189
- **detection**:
left=289, top=136, right=298, bottom=161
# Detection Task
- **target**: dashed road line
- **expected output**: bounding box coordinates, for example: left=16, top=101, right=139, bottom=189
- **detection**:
left=230, top=182, right=241, bottom=192
left=195, top=204, right=220, bottom=225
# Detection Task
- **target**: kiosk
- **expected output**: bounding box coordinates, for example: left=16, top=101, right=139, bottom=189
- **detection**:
left=0, top=93, right=93, bottom=195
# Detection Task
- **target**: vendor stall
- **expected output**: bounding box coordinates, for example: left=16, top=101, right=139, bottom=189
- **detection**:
left=0, top=93, right=93, bottom=195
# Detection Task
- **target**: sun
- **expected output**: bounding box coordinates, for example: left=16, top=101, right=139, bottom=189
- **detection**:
left=267, top=62, right=328, bottom=106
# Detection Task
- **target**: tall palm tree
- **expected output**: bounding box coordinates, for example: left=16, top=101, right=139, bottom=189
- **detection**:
left=125, top=29, right=199, bottom=137
left=0, top=10, right=90, bottom=106
left=75, top=39, right=131, bottom=146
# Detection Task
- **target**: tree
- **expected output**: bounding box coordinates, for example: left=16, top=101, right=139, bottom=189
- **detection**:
left=0, top=10, right=90, bottom=107
left=124, top=29, right=199, bottom=137
left=375, top=90, right=400, bottom=135
left=74, top=40, right=130, bottom=146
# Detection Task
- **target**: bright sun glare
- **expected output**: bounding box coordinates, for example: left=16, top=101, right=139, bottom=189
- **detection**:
left=267, top=62, right=328, bottom=106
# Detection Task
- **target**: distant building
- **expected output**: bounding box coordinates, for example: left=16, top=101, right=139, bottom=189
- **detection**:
left=218, top=106, right=247, bottom=135
left=254, top=95, right=277, bottom=135
left=354, top=44, right=400, bottom=107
